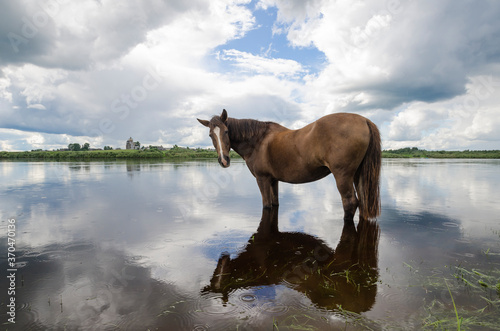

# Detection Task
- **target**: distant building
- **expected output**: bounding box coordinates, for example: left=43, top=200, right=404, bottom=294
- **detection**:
left=126, top=137, right=133, bottom=149
left=126, top=137, right=140, bottom=150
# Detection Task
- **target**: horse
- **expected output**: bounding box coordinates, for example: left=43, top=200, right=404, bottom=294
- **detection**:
left=197, top=109, right=381, bottom=222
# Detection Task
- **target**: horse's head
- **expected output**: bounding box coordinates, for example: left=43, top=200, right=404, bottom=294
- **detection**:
left=197, top=109, right=231, bottom=168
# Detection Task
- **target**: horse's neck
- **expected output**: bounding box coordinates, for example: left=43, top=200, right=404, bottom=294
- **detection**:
left=227, top=118, right=273, bottom=158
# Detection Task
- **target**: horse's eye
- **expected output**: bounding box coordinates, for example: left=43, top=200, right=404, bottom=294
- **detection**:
left=224, top=130, right=228, bottom=135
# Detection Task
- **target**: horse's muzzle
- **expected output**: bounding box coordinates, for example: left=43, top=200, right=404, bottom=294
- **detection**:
left=219, top=155, right=230, bottom=168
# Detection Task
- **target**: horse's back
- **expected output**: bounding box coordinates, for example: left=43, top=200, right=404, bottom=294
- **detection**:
left=314, top=113, right=371, bottom=137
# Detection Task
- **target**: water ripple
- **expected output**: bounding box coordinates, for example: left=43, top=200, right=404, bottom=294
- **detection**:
left=260, top=301, right=290, bottom=315
left=239, top=293, right=257, bottom=302
left=197, top=292, right=239, bottom=316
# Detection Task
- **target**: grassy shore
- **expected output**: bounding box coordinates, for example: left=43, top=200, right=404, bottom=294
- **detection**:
left=0, top=147, right=242, bottom=160
left=382, top=147, right=500, bottom=158
left=0, top=147, right=499, bottom=160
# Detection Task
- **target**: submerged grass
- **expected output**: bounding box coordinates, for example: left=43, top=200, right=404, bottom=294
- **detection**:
left=269, top=259, right=499, bottom=330
left=423, top=299, right=500, bottom=330
left=275, top=314, right=319, bottom=331
left=453, top=265, right=500, bottom=293
left=418, top=264, right=500, bottom=330
left=444, top=279, right=462, bottom=331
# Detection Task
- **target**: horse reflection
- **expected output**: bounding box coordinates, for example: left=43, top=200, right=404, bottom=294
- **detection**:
left=204, top=208, right=380, bottom=313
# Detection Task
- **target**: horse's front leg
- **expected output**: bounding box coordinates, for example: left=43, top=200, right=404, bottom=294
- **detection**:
left=256, top=176, right=274, bottom=208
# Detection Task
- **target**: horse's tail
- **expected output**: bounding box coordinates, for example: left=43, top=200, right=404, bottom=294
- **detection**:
left=356, top=119, right=381, bottom=220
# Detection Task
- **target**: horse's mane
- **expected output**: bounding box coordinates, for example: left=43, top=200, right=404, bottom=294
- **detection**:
left=226, top=118, right=271, bottom=142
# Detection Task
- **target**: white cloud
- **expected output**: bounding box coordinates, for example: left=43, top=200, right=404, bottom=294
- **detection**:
left=384, top=74, right=500, bottom=150
left=258, top=0, right=326, bottom=25
left=0, top=128, right=104, bottom=152
left=388, top=105, right=447, bottom=141
left=218, top=49, right=306, bottom=78
left=27, top=103, right=46, bottom=110
left=268, top=0, right=500, bottom=109
left=26, top=132, right=45, bottom=146
left=0, top=73, right=12, bottom=102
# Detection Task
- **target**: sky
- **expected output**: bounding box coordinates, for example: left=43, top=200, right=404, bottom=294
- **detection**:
left=0, top=0, right=500, bottom=151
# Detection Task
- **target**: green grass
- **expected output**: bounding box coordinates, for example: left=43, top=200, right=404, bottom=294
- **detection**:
left=416, top=264, right=500, bottom=330
left=445, top=279, right=463, bottom=331
left=0, top=147, right=241, bottom=161
left=382, top=147, right=500, bottom=158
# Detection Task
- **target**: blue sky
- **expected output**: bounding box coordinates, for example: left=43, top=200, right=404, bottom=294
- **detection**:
left=0, top=0, right=500, bottom=151
left=215, top=3, right=326, bottom=76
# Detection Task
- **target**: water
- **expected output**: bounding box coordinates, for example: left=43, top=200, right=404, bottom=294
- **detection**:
left=1, top=159, right=499, bottom=330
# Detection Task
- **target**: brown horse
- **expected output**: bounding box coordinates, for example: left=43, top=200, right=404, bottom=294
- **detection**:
left=197, top=109, right=381, bottom=222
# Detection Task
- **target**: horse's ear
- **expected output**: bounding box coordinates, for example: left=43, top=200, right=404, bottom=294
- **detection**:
left=197, top=118, right=210, bottom=127
left=221, top=109, right=228, bottom=123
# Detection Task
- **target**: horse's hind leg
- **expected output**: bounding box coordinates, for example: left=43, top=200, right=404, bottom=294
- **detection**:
left=271, top=180, right=279, bottom=206
left=333, top=173, right=359, bottom=223
left=354, top=179, right=367, bottom=224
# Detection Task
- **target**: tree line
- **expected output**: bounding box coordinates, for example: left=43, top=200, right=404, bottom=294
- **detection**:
left=382, top=147, right=500, bottom=158
left=68, top=143, right=89, bottom=151
left=67, top=143, right=113, bottom=151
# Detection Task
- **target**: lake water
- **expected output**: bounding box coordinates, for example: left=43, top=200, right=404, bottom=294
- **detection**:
left=1, top=159, right=499, bottom=330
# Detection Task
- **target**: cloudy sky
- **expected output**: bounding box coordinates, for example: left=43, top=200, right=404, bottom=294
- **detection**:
left=1, top=0, right=499, bottom=151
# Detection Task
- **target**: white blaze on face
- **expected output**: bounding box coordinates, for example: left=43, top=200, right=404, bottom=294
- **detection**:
left=213, top=126, right=226, bottom=166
